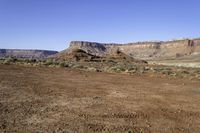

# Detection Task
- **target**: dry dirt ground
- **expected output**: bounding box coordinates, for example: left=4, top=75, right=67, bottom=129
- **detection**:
left=0, top=64, right=200, bottom=133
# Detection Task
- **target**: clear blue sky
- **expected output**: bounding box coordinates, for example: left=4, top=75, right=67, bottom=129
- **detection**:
left=0, top=0, right=200, bottom=51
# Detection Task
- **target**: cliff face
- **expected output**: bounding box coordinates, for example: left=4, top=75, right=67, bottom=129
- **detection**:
left=0, top=49, right=58, bottom=59
left=63, top=38, right=200, bottom=60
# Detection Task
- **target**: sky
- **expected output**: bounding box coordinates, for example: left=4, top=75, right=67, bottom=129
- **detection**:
left=0, top=0, right=200, bottom=51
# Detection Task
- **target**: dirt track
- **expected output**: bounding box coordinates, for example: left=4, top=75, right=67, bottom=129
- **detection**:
left=0, top=64, right=200, bottom=133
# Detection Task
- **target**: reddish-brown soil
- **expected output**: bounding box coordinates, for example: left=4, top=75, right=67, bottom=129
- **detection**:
left=0, top=64, right=200, bottom=133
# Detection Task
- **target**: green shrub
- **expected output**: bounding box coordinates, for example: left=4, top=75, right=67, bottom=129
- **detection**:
left=3, top=60, right=10, bottom=65
left=44, top=59, right=54, bottom=66
left=59, top=62, right=69, bottom=67
left=3, top=57, right=17, bottom=64
left=111, top=66, right=126, bottom=72
left=128, top=66, right=137, bottom=71
left=162, top=70, right=173, bottom=75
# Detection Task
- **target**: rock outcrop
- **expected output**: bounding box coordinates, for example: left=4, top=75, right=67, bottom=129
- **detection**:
left=56, top=48, right=101, bottom=61
left=56, top=47, right=147, bottom=64
left=0, top=49, right=58, bottom=59
left=69, top=41, right=107, bottom=56
left=59, top=38, right=200, bottom=60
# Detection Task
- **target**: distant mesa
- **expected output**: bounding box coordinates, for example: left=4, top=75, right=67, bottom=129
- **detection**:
left=56, top=38, right=200, bottom=60
left=0, top=49, right=58, bottom=59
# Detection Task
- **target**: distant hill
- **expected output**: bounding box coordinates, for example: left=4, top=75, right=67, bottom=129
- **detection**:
left=0, top=49, right=58, bottom=59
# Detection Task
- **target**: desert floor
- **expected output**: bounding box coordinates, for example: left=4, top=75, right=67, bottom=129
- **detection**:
left=0, top=64, right=200, bottom=133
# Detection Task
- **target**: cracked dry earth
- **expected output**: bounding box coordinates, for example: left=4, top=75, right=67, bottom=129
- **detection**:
left=0, top=64, right=200, bottom=133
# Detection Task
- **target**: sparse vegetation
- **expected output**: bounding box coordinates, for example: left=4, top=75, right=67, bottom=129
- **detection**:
left=0, top=56, right=200, bottom=81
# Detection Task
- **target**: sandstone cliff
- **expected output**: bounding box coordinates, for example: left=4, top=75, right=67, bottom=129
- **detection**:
left=59, top=38, right=200, bottom=60
left=0, top=49, right=58, bottom=59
